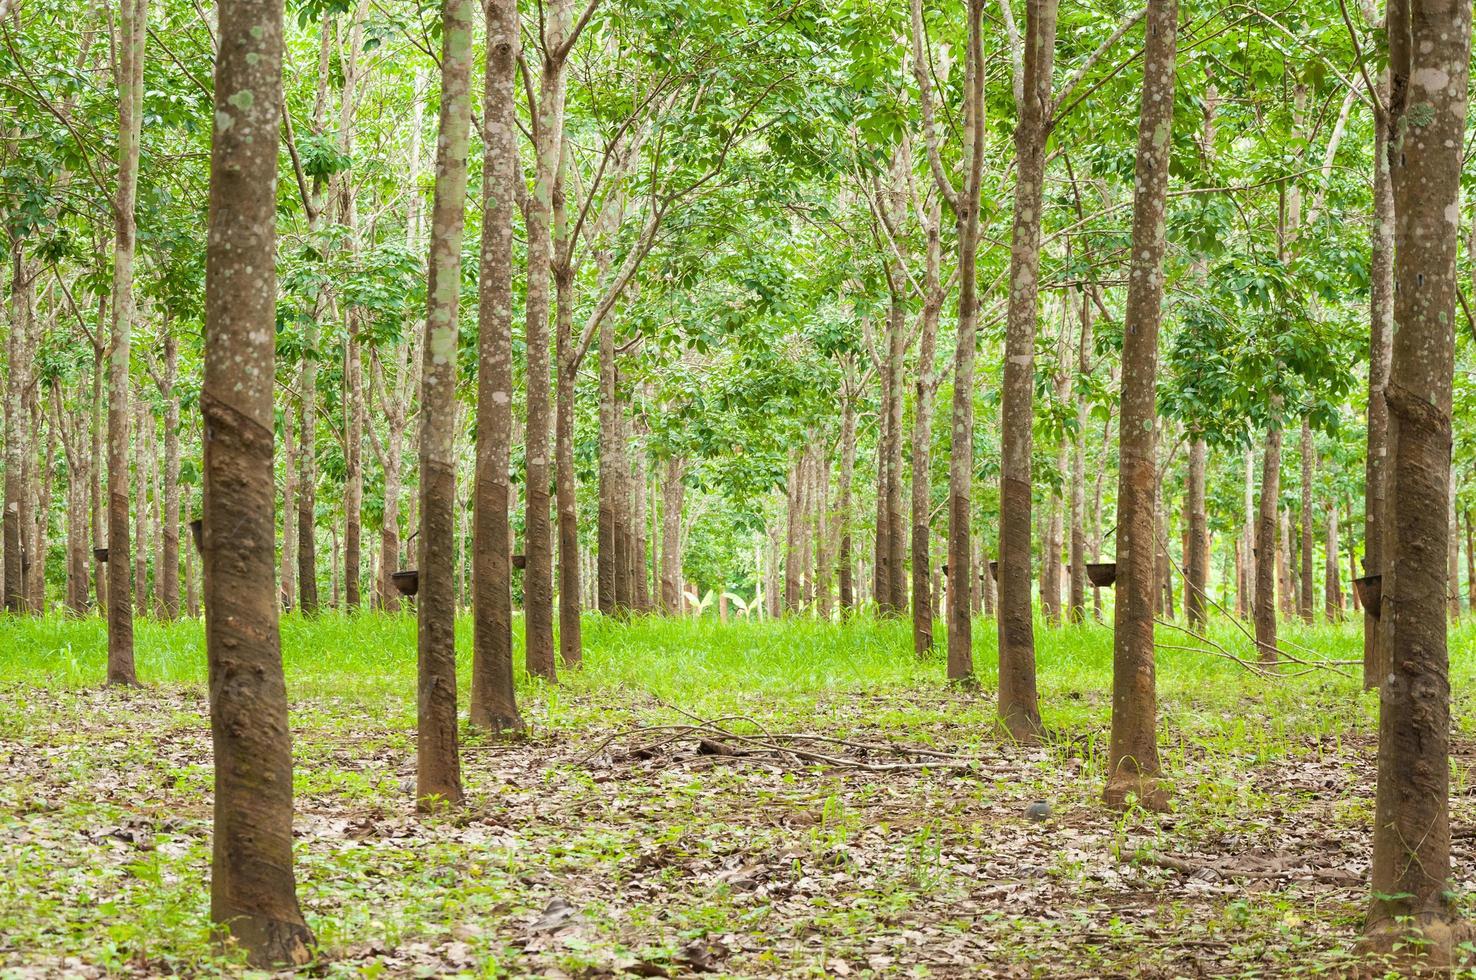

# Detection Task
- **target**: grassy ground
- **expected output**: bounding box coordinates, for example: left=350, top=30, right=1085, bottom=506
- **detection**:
left=2, top=610, right=1474, bottom=977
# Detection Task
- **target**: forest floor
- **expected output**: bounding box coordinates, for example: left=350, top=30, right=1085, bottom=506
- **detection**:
left=4, top=612, right=1476, bottom=978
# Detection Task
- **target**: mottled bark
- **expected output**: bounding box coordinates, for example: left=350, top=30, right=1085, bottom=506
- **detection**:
left=1367, top=0, right=1472, bottom=955
left=521, top=0, right=572, bottom=678
left=911, top=0, right=984, bottom=682
left=415, top=0, right=473, bottom=808
left=202, top=0, right=314, bottom=960
left=106, top=0, right=146, bottom=682
left=997, top=0, right=1057, bottom=737
left=1105, top=0, right=1176, bottom=811
left=1363, top=68, right=1394, bottom=688
left=553, top=145, right=582, bottom=664
left=911, top=200, right=942, bottom=654
left=468, top=0, right=523, bottom=732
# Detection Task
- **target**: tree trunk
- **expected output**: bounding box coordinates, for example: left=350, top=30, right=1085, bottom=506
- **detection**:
left=1466, top=508, right=1475, bottom=614
left=553, top=151, right=582, bottom=664
left=1449, top=480, right=1461, bottom=621
left=1364, top=68, right=1394, bottom=688
left=91, top=338, right=106, bottom=613
left=339, top=6, right=368, bottom=613
left=469, top=0, right=524, bottom=731
left=4, top=246, right=30, bottom=614
left=661, top=457, right=683, bottom=614
left=837, top=391, right=856, bottom=613
left=133, top=399, right=149, bottom=616
left=106, top=0, right=145, bottom=682
left=785, top=449, right=804, bottom=613
left=415, top=0, right=473, bottom=808
left=1105, top=0, right=1177, bottom=811
left=911, top=203, right=941, bottom=656
left=1367, top=0, right=1472, bottom=955
left=1325, top=499, right=1342, bottom=620
left=295, top=24, right=330, bottom=617
left=1068, top=292, right=1091, bottom=623
left=596, top=311, right=618, bottom=615
left=997, top=0, right=1057, bottom=737
left=279, top=409, right=295, bottom=610
left=1254, top=431, right=1281, bottom=661
left=521, top=0, right=570, bottom=679
left=884, top=302, right=906, bottom=616
left=1185, top=435, right=1208, bottom=626
left=201, top=0, right=314, bottom=960
left=1299, top=418, right=1314, bottom=622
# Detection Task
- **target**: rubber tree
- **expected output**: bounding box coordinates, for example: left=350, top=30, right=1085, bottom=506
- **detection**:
left=106, top=0, right=146, bottom=685
left=1365, top=0, right=1472, bottom=960
left=996, top=0, right=1058, bottom=739
left=414, top=0, right=473, bottom=810
left=200, top=0, right=314, bottom=961
left=469, top=0, right=525, bottom=732
left=1105, top=0, right=1178, bottom=812
left=909, top=0, right=985, bottom=683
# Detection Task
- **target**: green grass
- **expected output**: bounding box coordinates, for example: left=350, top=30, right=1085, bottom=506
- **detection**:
left=3, top=609, right=1475, bottom=977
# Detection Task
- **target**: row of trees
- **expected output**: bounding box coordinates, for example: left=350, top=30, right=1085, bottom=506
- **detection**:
left=3, top=0, right=1474, bottom=967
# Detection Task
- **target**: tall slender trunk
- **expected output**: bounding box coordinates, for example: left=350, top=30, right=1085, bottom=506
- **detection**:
left=1254, top=432, right=1281, bottom=661
left=1241, top=447, right=1254, bottom=619
left=997, top=0, right=1057, bottom=738
left=911, top=203, right=941, bottom=656
left=415, top=0, right=473, bottom=808
left=661, top=457, right=683, bottom=614
left=4, top=246, right=30, bottom=614
left=1324, top=498, right=1341, bottom=620
left=922, top=0, right=986, bottom=683
left=837, top=390, right=856, bottom=612
left=1105, top=0, right=1177, bottom=811
left=296, top=23, right=332, bottom=617
left=1466, top=508, right=1475, bottom=614
left=553, top=147, right=581, bottom=665
left=1185, top=435, right=1208, bottom=626
left=632, top=428, right=651, bottom=613
left=92, top=335, right=106, bottom=612
left=157, top=331, right=180, bottom=619
left=106, top=0, right=146, bottom=683
left=1364, top=67, right=1394, bottom=687
left=201, top=0, right=314, bottom=960
left=596, top=313, right=618, bottom=613
left=280, top=409, right=295, bottom=610
left=1298, top=418, right=1314, bottom=622
left=785, top=449, right=804, bottom=613
left=134, top=398, right=149, bottom=616
left=522, top=0, right=571, bottom=679
left=339, top=4, right=367, bottom=612
left=885, top=297, right=906, bottom=615
left=1449, top=481, right=1461, bottom=621
left=815, top=452, right=833, bottom=618
left=1367, top=0, right=1472, bottom=954
left=468, top=0, right=523, bottom=732
left=1068, top=291, right=1091, bottom=623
